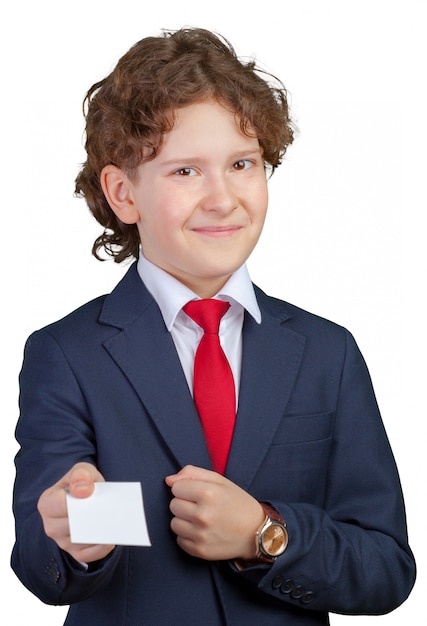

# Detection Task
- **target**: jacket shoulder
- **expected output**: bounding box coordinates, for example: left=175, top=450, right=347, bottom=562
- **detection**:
left=28, top=263, right=148, bottom=343
left=35, top=294, right=108, bottom=336
left=254, top=284, right=348, bottom=338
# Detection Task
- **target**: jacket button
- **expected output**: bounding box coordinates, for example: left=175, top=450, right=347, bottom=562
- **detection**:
left=272, top=575, right=283, bottom=589
left=302, top=591, right=316, bottom=604
left=44, top=558, right=60, bottom=584
left=290, top=585, right=305, bottom=599
left=280, top=579, right=294, bottom=594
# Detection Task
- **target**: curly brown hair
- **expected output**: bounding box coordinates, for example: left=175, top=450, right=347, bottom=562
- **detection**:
left=75, top=27, right=294, bottom=263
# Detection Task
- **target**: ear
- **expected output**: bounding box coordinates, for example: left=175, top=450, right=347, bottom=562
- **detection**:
left=100, top=165, right=140, bottom=224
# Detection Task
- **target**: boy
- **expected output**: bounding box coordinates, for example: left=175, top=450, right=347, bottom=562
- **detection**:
left=12, top=27, right=415, bottom=625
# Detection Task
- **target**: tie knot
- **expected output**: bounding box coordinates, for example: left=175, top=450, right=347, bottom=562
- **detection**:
left=183, top=299, right=231, bottom=334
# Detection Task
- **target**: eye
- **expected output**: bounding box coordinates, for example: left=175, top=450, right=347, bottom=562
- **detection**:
left=174, top=167, right=197, bottom=177
left=232, top=159, right=252, bottom=171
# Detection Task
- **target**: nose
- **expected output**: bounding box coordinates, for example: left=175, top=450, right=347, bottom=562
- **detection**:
left=200, top=173, right=238, bottom=215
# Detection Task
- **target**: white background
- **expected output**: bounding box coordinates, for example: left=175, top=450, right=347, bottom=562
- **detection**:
left=2, top=0, right=425, bottom=623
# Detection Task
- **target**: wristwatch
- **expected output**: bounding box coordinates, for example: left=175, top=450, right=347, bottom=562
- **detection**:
left=234, top=503, right=288, bottom=569
left=255, top=503, right=288, bottom=564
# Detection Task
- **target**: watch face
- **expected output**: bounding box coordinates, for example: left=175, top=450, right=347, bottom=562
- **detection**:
left=261, top=522, right=288, bottom=557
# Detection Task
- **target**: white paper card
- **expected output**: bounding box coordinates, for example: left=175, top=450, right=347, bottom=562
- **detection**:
left=66, top=482, right=151, bottom=547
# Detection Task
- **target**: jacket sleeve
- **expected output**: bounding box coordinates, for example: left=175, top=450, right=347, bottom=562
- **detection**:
left=236, top=330, right=416, bottom=615
left=11, top=329, right=122, bottom=605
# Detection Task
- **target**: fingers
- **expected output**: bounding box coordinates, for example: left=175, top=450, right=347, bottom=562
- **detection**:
left=38, top=462, right=100, bottom=532
left=165, top=465, right=265, bottom=560
left=165, top=464, right=220, bottom=488
left=37, top=462, right=114, bottom=563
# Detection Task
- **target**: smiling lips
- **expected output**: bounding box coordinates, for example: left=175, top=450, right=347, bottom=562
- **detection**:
left=192, top=225, right=243, bottom=237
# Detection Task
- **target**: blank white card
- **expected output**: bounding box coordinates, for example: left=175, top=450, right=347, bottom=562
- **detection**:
left=66, top=482, right=151, bottom=547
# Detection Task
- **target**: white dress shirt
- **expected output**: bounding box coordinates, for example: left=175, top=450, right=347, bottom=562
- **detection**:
left=137, top=254, right=261, bottom=406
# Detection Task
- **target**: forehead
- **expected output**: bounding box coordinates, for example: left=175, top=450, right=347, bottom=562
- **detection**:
left=160, top=100, right=259, bottom=153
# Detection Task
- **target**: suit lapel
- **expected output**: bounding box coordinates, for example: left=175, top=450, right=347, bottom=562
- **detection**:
left=99, top=264, right=212, bottom=470
left=226, top=287, right=305, bottom=489
left=99, top=267, right=305, bottom=480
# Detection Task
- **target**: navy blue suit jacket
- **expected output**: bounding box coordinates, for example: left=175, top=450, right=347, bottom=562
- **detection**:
left=12, top=263, right=415, bottom=625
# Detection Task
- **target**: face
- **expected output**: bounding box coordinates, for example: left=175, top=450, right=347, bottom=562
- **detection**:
left=126, top=100, right=268, bottom=297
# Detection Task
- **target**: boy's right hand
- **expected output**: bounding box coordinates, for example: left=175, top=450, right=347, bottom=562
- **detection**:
left=37, top=462, right=115, bottom=564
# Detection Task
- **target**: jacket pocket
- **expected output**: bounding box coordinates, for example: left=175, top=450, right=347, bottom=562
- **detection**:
left=271, top=411, right=334, bottom=445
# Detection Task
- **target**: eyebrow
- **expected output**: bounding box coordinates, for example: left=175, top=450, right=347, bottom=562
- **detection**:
left=159, top=148, right=263, bottom=167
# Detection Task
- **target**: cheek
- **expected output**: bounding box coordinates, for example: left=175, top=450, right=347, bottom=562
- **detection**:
left=252, top=185, right=269, bottom=224
left=158, top=188, right=194, bottom=225
left=137, top=195, right=176, bottom=232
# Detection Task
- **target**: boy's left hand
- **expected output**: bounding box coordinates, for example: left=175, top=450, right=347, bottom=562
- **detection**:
left=165, top=465, right=265, bottom=561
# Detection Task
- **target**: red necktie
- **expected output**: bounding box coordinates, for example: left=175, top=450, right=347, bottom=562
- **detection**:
left=183, top=299, right=236, bottom=474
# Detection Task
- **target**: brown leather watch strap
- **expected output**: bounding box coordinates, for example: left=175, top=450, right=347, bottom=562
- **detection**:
left=260, top=503, right=285, bottom=526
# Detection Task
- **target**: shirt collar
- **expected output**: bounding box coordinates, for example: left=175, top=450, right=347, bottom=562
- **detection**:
left=137, top=253, right=262, bottom=331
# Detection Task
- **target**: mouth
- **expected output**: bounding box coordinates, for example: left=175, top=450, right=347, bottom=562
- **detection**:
left=191, top=225, right=243, bottom=238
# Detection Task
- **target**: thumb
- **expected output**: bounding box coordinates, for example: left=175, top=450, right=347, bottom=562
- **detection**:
left=66, top=462, right=105, bottom=499
left=165, top=464, right=219, bottom=487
